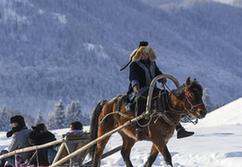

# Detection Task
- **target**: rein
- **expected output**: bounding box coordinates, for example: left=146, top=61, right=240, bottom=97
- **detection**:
left=185, top=96, right=204, bottom=113
left=161, top=83, right=201, bottom=125
left=98, top=112, right=133, bottom=126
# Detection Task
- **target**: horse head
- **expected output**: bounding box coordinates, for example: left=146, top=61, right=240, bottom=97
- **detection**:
left=180, top=77, right=207, bottom=119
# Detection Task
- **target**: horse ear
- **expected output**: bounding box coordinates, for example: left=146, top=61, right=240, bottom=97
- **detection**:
left=186, top=77, right=191, bottom=86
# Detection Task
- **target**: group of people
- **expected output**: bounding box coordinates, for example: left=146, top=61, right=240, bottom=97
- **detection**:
left=0, top=115, right=84, bottom=167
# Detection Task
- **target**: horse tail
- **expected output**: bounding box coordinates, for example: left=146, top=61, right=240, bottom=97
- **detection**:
left=89, top=100, right=107, bottom=159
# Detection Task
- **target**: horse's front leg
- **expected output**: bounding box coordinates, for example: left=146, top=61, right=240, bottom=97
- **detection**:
left=120, top=131, right=136, bottom=167
left=93, top=115, right=114, bottom=167
left=152, top=140, right=173, bottom=166
left=92, top=135, right=111, bottom=167
left=144, top=144, right=159, bottom=167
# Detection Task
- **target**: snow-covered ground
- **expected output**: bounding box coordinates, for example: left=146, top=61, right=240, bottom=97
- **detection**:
left=1, top=98, right=242, bottom=166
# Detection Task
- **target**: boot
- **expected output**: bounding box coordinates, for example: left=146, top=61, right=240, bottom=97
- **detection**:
left=176, top=124, right=194, bottom=139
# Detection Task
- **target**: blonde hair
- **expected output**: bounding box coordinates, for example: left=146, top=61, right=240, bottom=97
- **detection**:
left=130, top=46, right=156, bottom=62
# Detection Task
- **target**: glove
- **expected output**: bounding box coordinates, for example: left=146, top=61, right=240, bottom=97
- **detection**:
left=6, top=130, right=13, bottom=138
left=133, top=85, right=140, bottom=94
left=129, top=85, right=140, bottom=102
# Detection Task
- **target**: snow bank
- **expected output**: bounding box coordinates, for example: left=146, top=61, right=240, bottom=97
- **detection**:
left=197, top=97, right=242, bottom=127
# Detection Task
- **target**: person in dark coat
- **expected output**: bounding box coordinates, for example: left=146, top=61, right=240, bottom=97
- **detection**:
left=128, top=43, right=164, bottom=95
left=28, top=123, right=56, bottom=166
left=128, top=41, right=194, bottom=140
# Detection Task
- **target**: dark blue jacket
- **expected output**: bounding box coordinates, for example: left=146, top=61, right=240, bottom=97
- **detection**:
left=128, top=60, right=162, bottom=94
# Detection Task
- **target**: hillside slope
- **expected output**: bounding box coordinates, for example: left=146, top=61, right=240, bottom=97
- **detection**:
left=0, top=0, right=241, bottom=118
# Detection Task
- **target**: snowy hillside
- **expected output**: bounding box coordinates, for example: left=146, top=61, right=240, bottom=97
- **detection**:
left=213, top=0, right=242, bottom=7
left=0, top=98, right=242, bottom=166
left=195, top=97, right=242, bottom=127
left=141, top=0, right=242, bottom=8
left=0, top=0, right=242, bottom=119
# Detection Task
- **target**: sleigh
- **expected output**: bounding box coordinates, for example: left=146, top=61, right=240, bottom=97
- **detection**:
left=0, top=132, right=121, bottom=167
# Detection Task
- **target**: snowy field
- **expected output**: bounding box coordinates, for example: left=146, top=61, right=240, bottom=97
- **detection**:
left=1, top=98, right=242, bottom=167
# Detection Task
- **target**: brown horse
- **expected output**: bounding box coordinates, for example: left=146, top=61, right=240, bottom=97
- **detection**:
left=90, top=77, right=207, bottom=167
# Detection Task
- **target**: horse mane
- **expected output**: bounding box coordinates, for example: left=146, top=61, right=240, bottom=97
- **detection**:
left=171, top=79, right=203, bottom=97
left=171, top=85, right=185, bottom=97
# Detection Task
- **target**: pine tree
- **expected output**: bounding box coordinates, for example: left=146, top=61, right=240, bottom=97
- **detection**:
left=65, top=101, right=82, bottom=124
left=65, top=101, right=90, bottom=125
left=0, top=107, right=11, bottom=131
left=48, top=100, right=67, bottom=129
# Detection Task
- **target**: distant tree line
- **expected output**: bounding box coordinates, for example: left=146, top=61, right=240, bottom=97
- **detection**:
left=46, top=100, right=89, bottom=130
left=0, top=100, right=90, bottom=131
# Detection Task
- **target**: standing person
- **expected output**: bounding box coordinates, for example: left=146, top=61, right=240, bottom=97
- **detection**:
left=127, top=41, right=194, bottom=140
left=28, top=123, right=56, bottom=166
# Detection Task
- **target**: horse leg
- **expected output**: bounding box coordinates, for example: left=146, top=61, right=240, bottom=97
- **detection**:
left=93, top=118, right=114, bottom=166
left=92, top=135, right=111, bottom=167
left=120, top=132, right=135, bottom=167
left=144, top=144, right=159, bottom=167
left=153, top=141, right=173, bottom=166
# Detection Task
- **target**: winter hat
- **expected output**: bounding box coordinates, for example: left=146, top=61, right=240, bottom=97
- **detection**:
left=10, top=115, right=26, bottom=127
left=70, top=121, right=83, bottom=130
left=120, top=41, right=150, bottom=71
left=32, top=123, right=47, bottom=132
left=130, top=41, right=149, bottom=58
left=131, top=46, right=156, bottom=62
left=7, top=115, right=26, bottom=138
left=139, top=41, right=149, bottom=47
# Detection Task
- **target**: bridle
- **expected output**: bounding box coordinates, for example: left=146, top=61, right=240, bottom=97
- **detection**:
left=184, top=87, right=204, bottom=114
left=162, top=81, right=205, bottom=125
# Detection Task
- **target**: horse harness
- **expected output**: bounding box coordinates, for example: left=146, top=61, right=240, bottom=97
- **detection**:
left=113, top=90, right=180, bottom=127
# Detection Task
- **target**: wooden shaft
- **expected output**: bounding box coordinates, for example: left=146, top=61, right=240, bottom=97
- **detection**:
left=50, top=114, right=145, bottom=167
left=52, top=142, right=66, bottom=164
left=0, top=139, right=64, bottom=160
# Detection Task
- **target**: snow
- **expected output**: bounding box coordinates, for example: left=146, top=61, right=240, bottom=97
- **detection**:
left=83, top=43, right=109, bottom=59
left=0, top=0, right=29, bottom=24
left=212, top=0, right=242, bottom=7
left=38, top=9, right=44, bottom=15
left=141, top=0, right=242, bottom=8
left=196, top=97, right=242, bottom=127
left=0, top=98, right=242, bottom=166
left=52, top=13, right=67, bottom=24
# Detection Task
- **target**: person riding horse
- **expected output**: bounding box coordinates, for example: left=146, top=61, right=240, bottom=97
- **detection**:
left=91, top=52, right=206, bottom=166
left=127, top=41, right=194, bottom=140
